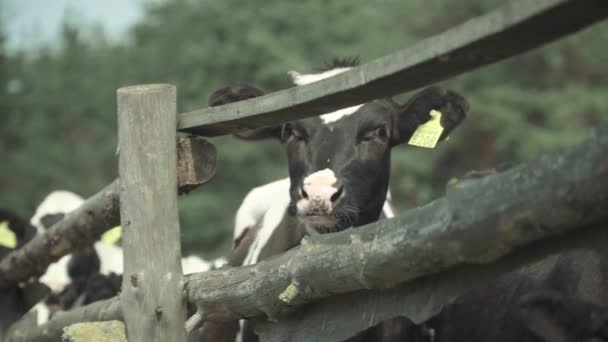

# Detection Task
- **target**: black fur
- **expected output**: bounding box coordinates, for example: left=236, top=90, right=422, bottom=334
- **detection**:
left=316, top=56, right=360, bottom=72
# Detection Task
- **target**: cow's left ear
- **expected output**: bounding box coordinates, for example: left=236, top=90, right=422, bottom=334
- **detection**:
left=208, top=84, right=282, bottom=141
left=391, top=86, right=468, bottom=146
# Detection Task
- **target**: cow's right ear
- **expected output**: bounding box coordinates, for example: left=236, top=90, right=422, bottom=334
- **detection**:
left=208, top=84, right=282, bottom=141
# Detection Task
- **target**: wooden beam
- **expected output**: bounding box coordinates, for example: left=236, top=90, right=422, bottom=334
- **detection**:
left=178, top=0, right=608, bottom=136
left=117, top=84, right=187, bottom=342
left=0, top=137, right=216, bottom=289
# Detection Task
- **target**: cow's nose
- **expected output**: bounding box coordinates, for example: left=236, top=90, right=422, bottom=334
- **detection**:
left=301, top=183, right=341, bottom=203
left=300, top=169, right=343, bottom=209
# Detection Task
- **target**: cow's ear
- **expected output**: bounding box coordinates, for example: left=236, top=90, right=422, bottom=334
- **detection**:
left=392, top=86, right=468, bottom=146
left=208, top=84, right=264, bottom=107
left=518, top=290, right=608, bottom=341
left=208, top=84, right=282, bottom=141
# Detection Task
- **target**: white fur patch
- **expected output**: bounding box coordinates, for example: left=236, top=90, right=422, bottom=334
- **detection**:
left=234, top=178, right=290, bottom=243
left=288, top=67, right=352, bottom=86
left=303, top=169, right=337, bottom=187
left=30, top=191, right=84, bottom=234
left=236, top=319, right=246, bottom=342
left=236, top=178, right=291, bottom=265
left=382, top=189, right=395, bottom=218
left=33, top=302, right=50, bottom=325
left=288, top=67, right=363, bottom=125
left=95, top=241, right=123, bottom=275
left=243, top=196, right=289, bottom=265
left=181, top=255, right=226, bottom=274
left=39, top=254, right=71, bottom=293
left=319, top=105, right=364, bottom=124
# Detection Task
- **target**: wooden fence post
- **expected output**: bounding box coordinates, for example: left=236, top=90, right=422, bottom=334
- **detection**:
left=117, top=84, right=186, bottom=342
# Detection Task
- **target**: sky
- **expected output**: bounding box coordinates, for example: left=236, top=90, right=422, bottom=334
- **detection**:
left=4, top=0, right=144, bottom=51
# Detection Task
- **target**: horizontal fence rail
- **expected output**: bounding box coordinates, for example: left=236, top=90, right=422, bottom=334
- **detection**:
left=178, top=0, right=608, bottom=136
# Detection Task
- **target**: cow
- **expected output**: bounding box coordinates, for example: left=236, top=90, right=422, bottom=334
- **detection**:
left=199, top=58, right=608, bottom=342
left=423, top=245, right=608, bottom=342
left=0, top=209, right=49, bottom=339
left=195, top=58, right=468, bottom=341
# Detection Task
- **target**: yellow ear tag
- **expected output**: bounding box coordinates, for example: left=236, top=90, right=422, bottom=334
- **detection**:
left=101, top=226, right=122, bottom=245
left=408, top=109, right=444, bottom=149
left=0, top=221, right=17, bottom=249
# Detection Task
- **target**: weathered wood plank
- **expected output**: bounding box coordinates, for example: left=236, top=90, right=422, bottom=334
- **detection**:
left=178, top=0, right=608, bottom=136
left=0, top=137, right=216, bottom=289
left=7, top=123, right=608, bottom=342
left=117, top=84, right=186, bottom=342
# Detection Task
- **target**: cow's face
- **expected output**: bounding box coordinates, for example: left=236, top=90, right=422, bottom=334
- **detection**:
left=209, top=64, right=468, bottom=233
left=280, top=99, right=396, bottom=232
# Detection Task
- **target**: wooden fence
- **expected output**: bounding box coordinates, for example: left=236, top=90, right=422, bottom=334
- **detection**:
left=2, top=0, right=608, bottom=341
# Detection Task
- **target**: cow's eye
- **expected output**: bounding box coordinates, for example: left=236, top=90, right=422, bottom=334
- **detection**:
left=375, top=127, right=388, bottom=138
left=360, top=126, right=388, bottom=143
left=282, top=124, right=305, bottom=142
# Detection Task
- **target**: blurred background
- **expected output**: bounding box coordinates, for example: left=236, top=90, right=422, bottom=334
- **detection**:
left=1, top=0, right=607, bottom=259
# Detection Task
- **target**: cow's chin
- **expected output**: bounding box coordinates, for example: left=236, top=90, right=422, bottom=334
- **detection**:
left=288, top=201, right=359, bottom=234
left=297, top=215, right=354, bottom=234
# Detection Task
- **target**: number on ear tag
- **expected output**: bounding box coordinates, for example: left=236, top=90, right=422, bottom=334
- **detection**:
left=0, top=221, right=17, bottom=248
left=408, top=109, right=444, bottom=149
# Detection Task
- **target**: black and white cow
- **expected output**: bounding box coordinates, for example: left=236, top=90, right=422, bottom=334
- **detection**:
left=200, top=59, right=608, bottom=342
left=0, top=190, right=226, bottom=338
left=0, top=209, right=48, bottom=339
left=197, top=58, right=468, bottom=341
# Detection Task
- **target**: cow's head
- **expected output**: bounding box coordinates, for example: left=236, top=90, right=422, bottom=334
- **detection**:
left=210, top=59, right=468, bottom=234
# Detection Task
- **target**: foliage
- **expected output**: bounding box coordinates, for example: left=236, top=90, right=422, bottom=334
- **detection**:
left=1, top=0, right=607, bottom=258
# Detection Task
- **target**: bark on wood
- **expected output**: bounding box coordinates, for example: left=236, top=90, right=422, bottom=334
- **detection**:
left=6, top=124, right=608, bottom=342
left=177, top=138, right=216, bottom=194
left=117, top=84, right=186, bottom=342
left=5, top=297, right=122, bottom=342
left=62, top=321, right=126, bottom=342
left=178, top=0, right=608, bottom=136
left=0, top=136, right=215, bottom=289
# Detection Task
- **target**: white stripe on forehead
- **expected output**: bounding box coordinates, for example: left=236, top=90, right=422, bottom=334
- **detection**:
left=288, top=67, right=353, bottom=86
left=288, top=67, right=364, bottom=125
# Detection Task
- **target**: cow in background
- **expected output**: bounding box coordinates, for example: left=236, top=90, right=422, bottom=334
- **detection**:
left=0, top=209, right=48, bottom=339
left=1, top=190, right=226, bottom=335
